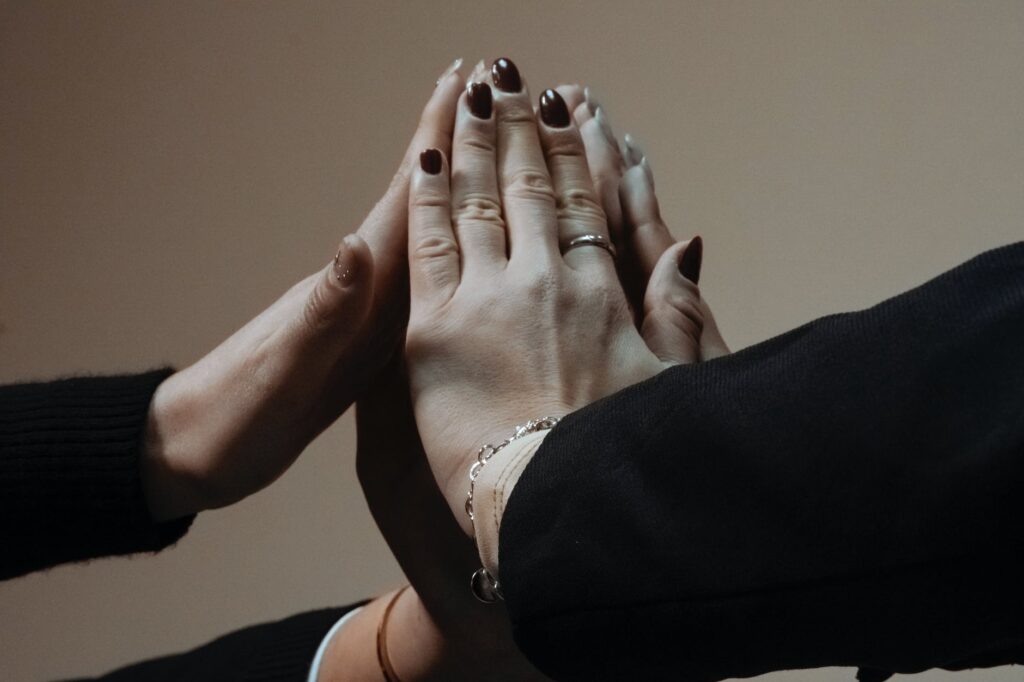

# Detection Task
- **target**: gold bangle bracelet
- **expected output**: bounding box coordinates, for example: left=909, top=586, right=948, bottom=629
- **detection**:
left=376, top=586, right=409, bottom=682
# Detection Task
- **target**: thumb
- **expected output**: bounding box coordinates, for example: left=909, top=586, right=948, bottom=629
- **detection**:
left=299, top=233, right=375, bottom=344
left=640, top=238, right=704, bottom=364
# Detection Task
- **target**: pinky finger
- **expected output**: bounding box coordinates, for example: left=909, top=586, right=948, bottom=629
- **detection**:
left=620, top=163, right=675, bottom=283
left=409, top=148, right=459, bottom=306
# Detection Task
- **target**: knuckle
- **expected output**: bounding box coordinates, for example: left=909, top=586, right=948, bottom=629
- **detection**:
left=592, top=171, right=621, bottom=194
left=412, top=233, right=459, bottom=264
left=455, top=194, right=505, bottom=225
left=411, top=189, right=449, bottom=211
left=499, top=105, right=539, bottom=128
left=544, top=136, right=586, bottom=162
left=459, top=133, right=497, bottom=156
left=505, top=167, right=555, bottom=203
left=556, top=188, right=605, bottom=223
left=518, top=267, right=562, bottom=300
left=649, top=292, right=704, bottom=339
left=631, top=216, right=666, bottom=236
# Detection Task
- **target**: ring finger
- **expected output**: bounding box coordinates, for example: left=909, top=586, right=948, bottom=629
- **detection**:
left=536, top=88, right=613, bottom=272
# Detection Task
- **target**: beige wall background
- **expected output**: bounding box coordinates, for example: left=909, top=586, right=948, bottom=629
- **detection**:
left=1, top=1, right=1022, bottom=680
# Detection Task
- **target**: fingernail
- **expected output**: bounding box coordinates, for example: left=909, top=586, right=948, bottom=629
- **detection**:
left=539, top=89, right=570, bottom=127
left=623, top=133, right=644, bottom=167
left=679, top=236, right=703, bottom=285
left=420, top=148, right=442, bottom=174
left=584, top=86, right=600, bottom=116
left=333, top=236, right=360, bottom=286
left=594, top=106, right=617, bottom=148
left=436, top=57, right=463, bottom=85
left=467, top=82, right=493, bottom=119
left=640, top=156, right=655, bottom=188
left=491, top=57, right=522, bottom=93
left=469, top=59, right=488, bottom=82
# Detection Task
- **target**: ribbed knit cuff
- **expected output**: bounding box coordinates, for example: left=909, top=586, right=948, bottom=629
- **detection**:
left=0, top=369, right=193, bottom=580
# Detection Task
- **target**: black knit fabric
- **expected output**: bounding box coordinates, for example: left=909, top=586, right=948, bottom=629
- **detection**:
left=0, top=369, right=192, bottom=580
left=0, top=368, right=363, bottom=680
left=501, top=242, right=1024, bottom=681
left=73, top=605, right=362, bottom=682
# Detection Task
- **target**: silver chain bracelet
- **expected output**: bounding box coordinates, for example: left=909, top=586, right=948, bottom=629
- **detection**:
left=466, top=416, right=561, bottom=603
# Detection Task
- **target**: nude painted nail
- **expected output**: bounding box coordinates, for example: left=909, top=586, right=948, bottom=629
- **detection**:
left=436, top=57, right=463, bottom=85
left=623, top=133, right=645, bottom=167
left=584, top=86, right=600, bottom=116
left=640, top=156, right=655, bottom=188
left=333, top=236, right=360, bottom=286
left=469, top=59, right=488, bottom=83
left=594, top=106, right=617, bottom=148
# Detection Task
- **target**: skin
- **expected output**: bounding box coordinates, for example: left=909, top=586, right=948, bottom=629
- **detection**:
left=140, top=71, right=466, bottom=522
left=139, top=58, right=727, bottom=679
left=403, top=60, right=721, bottom=538
left=332, top=69, right=721, bottom=678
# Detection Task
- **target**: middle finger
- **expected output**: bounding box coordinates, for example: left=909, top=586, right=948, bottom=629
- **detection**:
left=491, top=58, right=560, bottom=264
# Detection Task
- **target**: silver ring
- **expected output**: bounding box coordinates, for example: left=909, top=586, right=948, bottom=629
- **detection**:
left=562, top=233, right=617, bottom=258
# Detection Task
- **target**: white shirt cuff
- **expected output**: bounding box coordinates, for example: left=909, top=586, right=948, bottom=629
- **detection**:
left=306, top=606, right=363, bottom=682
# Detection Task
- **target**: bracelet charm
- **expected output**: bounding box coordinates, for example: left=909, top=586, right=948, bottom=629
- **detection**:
left=466, top=416, right=561, bottom=603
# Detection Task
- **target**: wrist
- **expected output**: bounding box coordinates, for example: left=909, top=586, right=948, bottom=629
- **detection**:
left=319, top=588, right=451, bottom=682
left=447, top=416, right=562, bottom=539
left=140, top=371, right=208, bottom=522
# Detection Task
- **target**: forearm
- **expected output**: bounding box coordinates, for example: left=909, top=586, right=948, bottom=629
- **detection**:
left=0, top=369, right=193, bottom=580
left=499, top=242, right=1024, bottom=679
left=319, top=585, right=507, bottom=679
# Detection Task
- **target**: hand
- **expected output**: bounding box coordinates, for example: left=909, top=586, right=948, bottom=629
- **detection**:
left=140, top=71, right=466, bottom=522
left=404, top=58, right=699, bottom=532
left=563, top=85, right=731, bottom=360
left=349, top=356, right=548, bottom=681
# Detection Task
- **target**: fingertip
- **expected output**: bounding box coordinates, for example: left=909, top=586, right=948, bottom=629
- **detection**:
left=642, top=239, right=703, bottom=365
left=650, top=240, right=692, bottom=289
left=678, top=235, right=703, bottom=285
left=619, top=163, right=659, bottom=226
left=555, top=83, right=586, bottom=114
left=335, top=232, right=373, bottom=283
left=327, top=234, right=374, bottom=301
left=574, top=101, right=593, bottom=126
left=411, top=148, right=451, bottom=197
left=419, top=148, right=444, bottom=175
left=303, top=234, right=375, bottom=338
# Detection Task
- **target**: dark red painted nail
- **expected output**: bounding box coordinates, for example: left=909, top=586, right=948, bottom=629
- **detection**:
left=491, top=57, right=522, bottom=93
left=467, top=82, right=493, bottom=119
left=679, top=236, right=703, bottom=284
left=420, top=148, right=442, bottom=175
left=539, top=89, right=570, bottom=128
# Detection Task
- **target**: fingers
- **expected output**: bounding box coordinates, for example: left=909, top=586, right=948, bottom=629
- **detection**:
left=356, top=64, right=464, bottom=273
left=577, top=91, right=627, bottom=248
left=555, top=84, right=585, bottom=116
left=536, top=88, right=611, bottom=271
left=450, top=80, right=506, bottom=269
left=640, top=239, right=704, bottom=364
left=491, top=58, right=560, bottom=261
left=409, top=149, right=459, bottom=304
left=620, top=162, right=675, bottom=282
left=299, top=234, right=375, bottom=343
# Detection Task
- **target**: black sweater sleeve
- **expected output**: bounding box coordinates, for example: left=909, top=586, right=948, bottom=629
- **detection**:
left=76, top=605, right=363, bottom=682
left=500, top=241, right=1024, bottom=681
left=0, top=369, right=193, bottom=580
